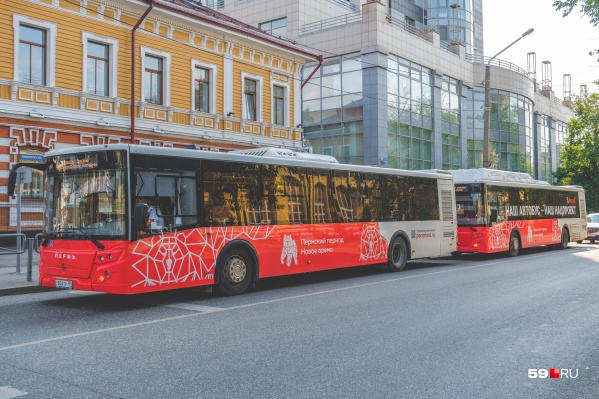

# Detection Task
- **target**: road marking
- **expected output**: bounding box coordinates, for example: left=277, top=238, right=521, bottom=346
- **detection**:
left=0, top=387, right=27, bottom=399
left=137, top=300, right=223, bottom=313
left=0, top=249, right=594, bottom=352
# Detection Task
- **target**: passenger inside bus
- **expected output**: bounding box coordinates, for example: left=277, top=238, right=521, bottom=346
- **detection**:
left=136, top=197, right=164, bottom=231
left=204, top=190, right=232, bottom=226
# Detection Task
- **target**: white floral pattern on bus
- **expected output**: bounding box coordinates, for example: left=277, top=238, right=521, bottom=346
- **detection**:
left=359, top=224, right=387, bottom=261
left=552, top=219, right=562, bottom=241
left=488, top=220, right=526, bottom=251
left=131, top=225, right=275, bottom=287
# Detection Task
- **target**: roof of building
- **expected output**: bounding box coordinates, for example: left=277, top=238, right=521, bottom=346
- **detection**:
left=150, top=0, right=322, bottom=60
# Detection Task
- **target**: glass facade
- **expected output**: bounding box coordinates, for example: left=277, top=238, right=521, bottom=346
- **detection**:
left=539, top=115, right=551, bottom=182
left=555, top=120, right=567, bottom=168
left=387, top=55, right=434, bottom=170
left=302, top=57, right=364, bottom=165
left=465, top=87, right=534, bottom=174
left=301, top=55, right=563, bottom=181
left=441, top=77, right=461, bottom=169
left=426, top=0, right=477, bottom=56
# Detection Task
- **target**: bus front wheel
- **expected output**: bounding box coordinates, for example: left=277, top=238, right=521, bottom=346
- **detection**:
left=215, top=248, right=254, bottom=296
left=387, top=236, right=408, bottom=272
left=508, top=232, right=520, bottom=257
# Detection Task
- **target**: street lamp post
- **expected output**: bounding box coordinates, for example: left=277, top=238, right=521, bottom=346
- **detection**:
left=483, top=28, right=534, bottom=168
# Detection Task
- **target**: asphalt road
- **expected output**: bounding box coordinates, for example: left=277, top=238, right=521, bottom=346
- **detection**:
left=1, top=243, right=598, bottom=399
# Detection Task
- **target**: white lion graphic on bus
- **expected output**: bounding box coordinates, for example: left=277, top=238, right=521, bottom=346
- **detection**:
left=280, top=235, right=298, bottom=267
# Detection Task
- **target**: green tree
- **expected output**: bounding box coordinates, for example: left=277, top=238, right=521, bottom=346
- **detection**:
left=554, top=93, right=599, bottom=212
left=554, top=0, right=599, bottom=58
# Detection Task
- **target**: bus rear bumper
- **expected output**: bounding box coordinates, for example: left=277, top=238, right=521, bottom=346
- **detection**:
left=40, top=275, right=130, bottom=294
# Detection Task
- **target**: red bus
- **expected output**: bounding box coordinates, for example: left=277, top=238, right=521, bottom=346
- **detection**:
left=450, top=168, right=587, bottom=257
left=9, top=144, right=457, bottom=295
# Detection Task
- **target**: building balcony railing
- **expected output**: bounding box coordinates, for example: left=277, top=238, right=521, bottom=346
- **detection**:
left=466, top=55, right=529, bottom=77
left=386, top=15, right=429, bottom=42
left=303, top=13, right=362, bottom=34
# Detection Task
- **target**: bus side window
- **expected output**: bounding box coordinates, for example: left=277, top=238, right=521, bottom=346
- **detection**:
left=335, top=184, right=353, bottom=222
left=311, top=170, right=332, bottom=224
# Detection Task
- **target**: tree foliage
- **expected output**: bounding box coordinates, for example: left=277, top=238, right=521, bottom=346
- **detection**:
left=554, top=0, right=599, bottom=59
left=554, top=93, right=599, bottom=212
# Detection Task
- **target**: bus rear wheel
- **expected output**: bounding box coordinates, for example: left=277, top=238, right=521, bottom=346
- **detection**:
left=558, top=228, right=569, bottom=249
left=215, top=247, right=254, bottom=296
left=508, top=232, right=520, bottom=257
left=387, top=236, right=408, bottom=272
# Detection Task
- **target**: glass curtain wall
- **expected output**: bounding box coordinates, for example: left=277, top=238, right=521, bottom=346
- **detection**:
left=441, top=76, right=461, bottom=169
left=555, top=120, right=567, bottom=168
left=465, top=87, right=534, bottom=173
left=387, top=55, right=434, bottom=170
left=426, top=0, right=475, bottom=56
left=302, top=57, right=364, bottom=165
left=539, top=115, right=551, bottom=182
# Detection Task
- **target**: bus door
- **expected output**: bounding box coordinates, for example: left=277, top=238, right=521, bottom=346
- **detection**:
left=438, top=180, right=457, bottom=255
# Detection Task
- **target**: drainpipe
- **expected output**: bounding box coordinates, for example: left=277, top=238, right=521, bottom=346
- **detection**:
left=131, top=0, right=154, bottom=143
left=301, top=55, right=323, bottom=89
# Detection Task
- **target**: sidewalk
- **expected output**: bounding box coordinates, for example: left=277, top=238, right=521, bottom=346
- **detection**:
left=0, top=250, right=52, bottom=296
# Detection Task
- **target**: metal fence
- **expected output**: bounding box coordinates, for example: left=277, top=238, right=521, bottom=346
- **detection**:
left=0, top=233, right=37, bottom=281
left=1, top=202, right=44, bottom=233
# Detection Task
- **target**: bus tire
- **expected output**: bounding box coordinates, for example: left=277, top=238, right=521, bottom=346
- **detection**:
left=387, top=236, right=408, bottom=272
left=451, top=251, right=462, bottom=258
left=215, top=247, right=254, bottom=296
left=558, top=228, right=569, bottom=249
left=508, top=231, right=520, bottom=257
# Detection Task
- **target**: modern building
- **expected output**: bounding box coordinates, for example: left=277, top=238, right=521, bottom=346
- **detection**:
left=0, top=0, right=320, bottom=232
left=219, top=0, right=573, bottom=182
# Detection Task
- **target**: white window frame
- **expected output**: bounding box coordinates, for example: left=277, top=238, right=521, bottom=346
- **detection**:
left=271, top=81, right=290, bottom=127
left=191, top=59, right=217, bottom=114
left=13, top=14, right=57, bottom=87
left=140, top=46, right=171, bottom=107
left=82, top=32, right=119, bottom=97
left=241, top=72, right=263, bottom=122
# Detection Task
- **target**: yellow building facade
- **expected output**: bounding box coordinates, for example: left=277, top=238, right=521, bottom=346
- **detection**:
left=0, top=0, right=320, bottom=231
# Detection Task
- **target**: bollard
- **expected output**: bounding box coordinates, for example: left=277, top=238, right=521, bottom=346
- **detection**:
left=27, top=238, right=34, bottom=282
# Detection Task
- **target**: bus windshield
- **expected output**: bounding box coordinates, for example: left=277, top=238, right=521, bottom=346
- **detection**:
left=455, top=184, right=486, bottom=226
left=45, top=151, right=127, bottom=240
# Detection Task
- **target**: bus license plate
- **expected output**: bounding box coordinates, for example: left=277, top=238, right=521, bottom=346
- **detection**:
left=55, top=280, right=73, bottom=289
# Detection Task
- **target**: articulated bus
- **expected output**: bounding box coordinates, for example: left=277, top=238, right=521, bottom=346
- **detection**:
left=449, top=168, right=587, bottom=257
left=9, top=144, right=456, bottom=295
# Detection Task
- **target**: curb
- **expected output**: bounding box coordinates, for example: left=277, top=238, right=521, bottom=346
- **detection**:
left=0, top=285, right=57, bottom=297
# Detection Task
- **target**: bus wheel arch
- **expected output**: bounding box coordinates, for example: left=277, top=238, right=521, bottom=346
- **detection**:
left=387, top=232, right=410, bottom=272
left=214, top=240, right=258, bottom=295
left=508, top=230, right=521, bottom=257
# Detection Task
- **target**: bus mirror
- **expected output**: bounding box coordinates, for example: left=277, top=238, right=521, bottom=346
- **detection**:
left=133, top=203, right=148, bottom=231
left=8, top=162, right=49, bottom=196
left=7, top=165, right=18, bottom=196
left=490, top=208, right=498, bottom=224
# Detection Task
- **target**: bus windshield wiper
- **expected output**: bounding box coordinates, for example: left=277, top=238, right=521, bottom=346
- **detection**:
left=56, top=227, right=105, bottom=249
left=457, top=223, right=478, bottom=231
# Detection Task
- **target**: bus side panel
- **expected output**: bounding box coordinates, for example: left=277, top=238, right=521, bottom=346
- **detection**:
left=127, top=221, right=444, bottom=289
left=457, top=219, right=563, bottom=253
left=128, top=228, right=218, bottom=294
left=379, top=221, right=443, bottom=259
left=257, top=222, right=388, bottom=278
left=518, top=219, right=563, bottom=248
